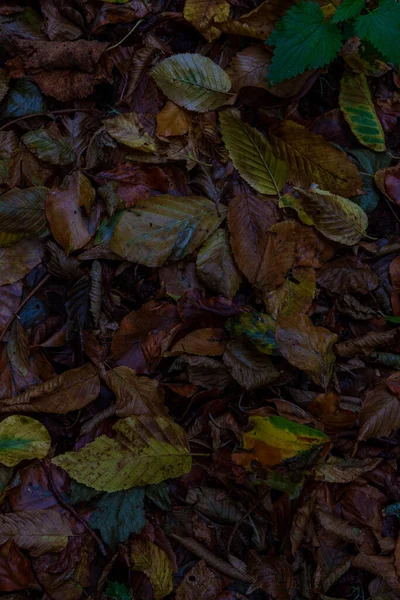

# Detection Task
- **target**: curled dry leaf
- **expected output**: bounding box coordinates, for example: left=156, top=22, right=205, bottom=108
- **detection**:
left=335, top=329, right=399, bottom=358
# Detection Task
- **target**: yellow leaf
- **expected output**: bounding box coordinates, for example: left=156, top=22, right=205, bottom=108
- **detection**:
left=288, top=187, right=368, bottom=246
left=52, top=415, right=192, bottom=491
left=0, top=415, right=51, bottom=467
left=264, top=266, right=316, bottom=319
left=131, top=540, right=174, bottom=600
left=269, top=120, right=362, bottom=196
left=103, top=112, right=156, bottom=152
left=233, top=415, right=330, bottom=470
left=339, top=70, right=386, bottom=152
left=156, top=101, right=191, bottom=137
left=184, top=0, right=230, bottom=42
left=219, top=109, right=287, bottom=195
left=110, top=195, right=226, bottom=267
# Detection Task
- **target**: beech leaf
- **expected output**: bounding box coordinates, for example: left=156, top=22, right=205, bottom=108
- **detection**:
left=131, top=540, right=174, bottom=600
left=0, top=415, right=51, bottom=467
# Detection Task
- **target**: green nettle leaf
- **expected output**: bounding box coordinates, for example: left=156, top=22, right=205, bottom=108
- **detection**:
left=0, top=415, right=51, bottom=467
left=348, top=149, right=390, bottom=213
left=219, top=109, right=287, bottom=195
left=22, top=129, right=75, bottom=165
left=4, top=77, right=47, bottom=118
left=152, top=53, right=232, bottom=112
left=0, top=187, right=49, bottom=238
left=89, top=487, right=145, bottom=550
left=110, top=196, right=227, bottom=267
left=267, top=1, right=342, bottom=84
left=339, top=71, right=385, bottom=152
left=332, top=0, right=365, bottom=23
left=355, top=0, right=400, bottom=67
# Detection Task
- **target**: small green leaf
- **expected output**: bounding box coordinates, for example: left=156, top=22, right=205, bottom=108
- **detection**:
left=339, top=71, right=385, bottom=152
left=0, top=415, right=51, bottom=467
left=383, top=315, right=400, bottom=324
left=89, top=488, right=145, bottom=550
left=332, top=0, right=365, bottom=23
left=4, top=77, right=47, bottom=118
left=355, top=0, right=400, bottom=67
left=267, top=1, right=342, bottom=84
left=152, top=53, right=231, bottom=112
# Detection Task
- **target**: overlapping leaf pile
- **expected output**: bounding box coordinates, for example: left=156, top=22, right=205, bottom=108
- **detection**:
left=1, top=1, right=400, bottom=599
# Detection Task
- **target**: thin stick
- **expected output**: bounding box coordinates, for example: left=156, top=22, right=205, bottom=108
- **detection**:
left=0, top=273, right=51, bottom=343
left=105, top=19, right=143, bottom=52
left=44, top=463, right=108, bottom=557
left=0, top=108, right=102, bottom=131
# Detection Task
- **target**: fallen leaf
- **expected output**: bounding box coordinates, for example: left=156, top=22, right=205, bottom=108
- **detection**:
left=176, top=560, right=225, bottom=600
left=152, top=54, right=232, bottom=112
left=196, top=229, right=242, bottom=298
left=358, top=383, right=400, bottom=441
left=223, top=338, right=279, bottom=390
left=248, top=552, right=294, bottom=600
left=0, top=415, right=50, bottom=466
left=215, top=0, right=293, bottom=40
left=315, top=457, right=381, bottom=483
left=0, top=239, right=44, bottom=286
left=184, top=0, right=230, bottom=41
left=335, top=329, right=399, bottom=358
left=0, top=363, right=100, bottom=414
left=131, top=540, right=174, bottom=600
left=0, top=509, right=72, bottom=556
left=0, top=541, right=39, bottom=592
left=156, top=101, right=191, bottom=137
left=220, top=109, right=287, bottom=195
left=168, top=328, right=226, bottom=357
left=45, top=171, right=95, bottom=255
left=105, top=366, right=167, bottom=417
left=276, top=315, right=338, bottom=388
left=375, top=161, right=400, bottom=206
left=227, top=310, right=278, bottom=355
left=110, top=196, right=226, bottom=267
left=103, top=111, right=156, bottom=152
left=270, top=120, right=362, bottom=196
left=52, top=414, right=192, bottom=491
left=233, top=415, right=329, bottom=470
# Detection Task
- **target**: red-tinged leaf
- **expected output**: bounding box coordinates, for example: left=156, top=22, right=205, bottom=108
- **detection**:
left=0, top=541, right=40, bottom=592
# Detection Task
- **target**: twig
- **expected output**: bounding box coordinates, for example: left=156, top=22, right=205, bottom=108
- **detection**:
left=0, top=108, right=102, bottom=131
left=0, top=272, right=51, bottom=343
left=225, top=489, right=270, bottom=558
left=44, top=462, right=108, bottom=557
left=105, top=20, right=143, bottom=52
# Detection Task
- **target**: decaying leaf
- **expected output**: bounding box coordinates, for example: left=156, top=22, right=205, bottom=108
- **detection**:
left=0, top=415, right=51, bottom=467
left=131, top=540, right=174, bottom=600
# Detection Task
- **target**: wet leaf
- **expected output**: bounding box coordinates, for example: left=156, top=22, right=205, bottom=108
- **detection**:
left=276, top=315, right=338, bottom=388
left=131, top=540, right=174, bottom=600
left=0, top=415, right=50, bottom=467
left=220, top=109, right=287, bottom=195
left=110, top=196, right=226, bottom=267
left=340, top=71, right=386, bottom=152
left=233, top=415, right=329, bottom=470
left=152, top=54, right=232, bottom=112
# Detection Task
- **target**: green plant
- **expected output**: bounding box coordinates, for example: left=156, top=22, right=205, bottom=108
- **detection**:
left=267, top=0, right=400, bottom=84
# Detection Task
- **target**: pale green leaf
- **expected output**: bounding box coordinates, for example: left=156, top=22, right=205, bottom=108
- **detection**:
left=152, top=53, right=232, bottom=112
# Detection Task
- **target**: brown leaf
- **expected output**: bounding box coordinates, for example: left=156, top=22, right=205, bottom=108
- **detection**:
left=0, top=363, right=100, bottom=414
left=375, top=162, right=400, bottom=206
left=316, top=509, right=376, bottom=554
left=176, top=560, right=226, bottom=600
left=352, top=554, right=400, bottom=591
left=223, top=338, right=279, bottom=390
left=170, top=355, right=232, bottom=390
left=168, top=328, right=226, bottom=357
left=276, top=315, right=338, bottom=388
left=157, top=101, right=191, bottom=137
left=336, top=329, right=399, bottom=358
left=315, top=456, right=381, bottom=483
left=390, top=256, right=400, bottom=293
left=248, top=551, right=294, bottom=600
left=358, top=383, right=400, bottom=441
left=105, top=366, right=168, bottom=418
left=318, top=258, right=379, bottom=295
left=228, top=193, right=279, bottom=285
left=0, top=239, right=44, bottom=286
left=290, top=498, right=315, bottom=555
left=307, top=392, right=358, bottom=429
left=0, top=541, right=40, bottom=592
left=255, top=221, right=297, bottom=293
left=0, top=509, right=72, bottom=556
left=46, top=171, right=95, bottom=255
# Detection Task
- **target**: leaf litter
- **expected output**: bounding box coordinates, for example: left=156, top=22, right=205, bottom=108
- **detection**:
left=0, top=1, right=400, bottom=599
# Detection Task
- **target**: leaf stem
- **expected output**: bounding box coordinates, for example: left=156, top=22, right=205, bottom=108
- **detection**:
left=105, top=19, right=143, bottom=53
